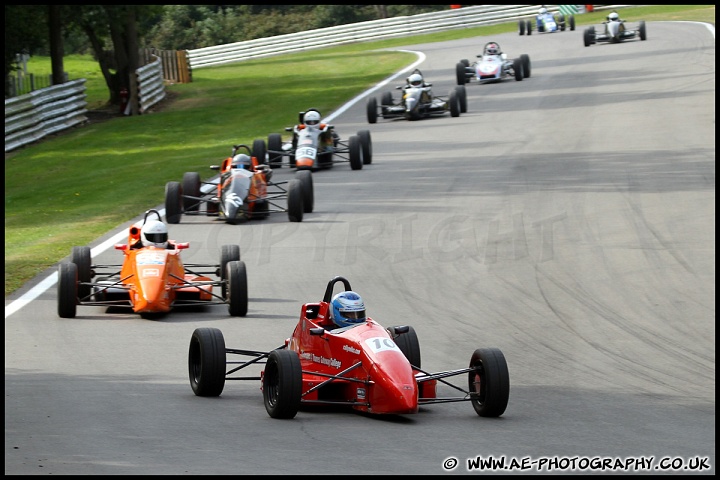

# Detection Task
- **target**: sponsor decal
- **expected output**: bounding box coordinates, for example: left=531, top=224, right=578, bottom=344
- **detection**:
left=343, top=344, right=360, bottom=355
left=299, top=351, right=342, bottom=369
left=136, top=251, right=165, bottom=265
left=356, top=388, right=366, bottom=399
left=142, top=268, right=160, bottom=278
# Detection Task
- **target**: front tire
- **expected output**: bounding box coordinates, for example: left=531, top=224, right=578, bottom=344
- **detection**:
left=358, top=130, right=372, bottom=165
left=295, top=170, right=314, bottom=213
left=513, top=58, right=524, bottom=81
left=449, top=88, right=460, bottom=117
left=348, top=135, right=362, bottom=170
left=468, top=347, right=510, bottom=417
left=569, top=15, right=576, bottom=31
left=57, top=262, right=78, bottom=318
left=287, top=179, right=304, bottom=222
left=456, top=85, right=467, bottom=113
left=639, top=21, right=647, bottom=41
left=520, top=54, right=531, bottom=78
left=390, top=325, right=421, bottom=369
left=455, top=62, right=467, bottom=85
left=220, top=244, right=240, bottom=298
left=227, top=260, right=248, bottom=317
left=188, top=327, right=226, bottom=397
left=366, top=97, right=378, bottom=124
left=263, top=349, right=302, bottom=419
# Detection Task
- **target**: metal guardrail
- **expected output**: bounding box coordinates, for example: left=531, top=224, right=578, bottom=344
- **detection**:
left=5, top=56, right=166, bottom=152
left=186, top=5, right=623, bottom=69
left=4, top=79, right=88, bottom=153
left=6, top=6, right=627, bottom=153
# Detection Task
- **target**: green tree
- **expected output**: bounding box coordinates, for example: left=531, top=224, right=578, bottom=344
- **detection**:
left=4, top=5, right=47, bottom=97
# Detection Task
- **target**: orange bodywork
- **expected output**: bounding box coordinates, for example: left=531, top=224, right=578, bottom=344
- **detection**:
left=115, top=228, right=212, bottom=314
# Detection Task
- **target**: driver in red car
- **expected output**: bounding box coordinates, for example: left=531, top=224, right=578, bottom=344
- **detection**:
left=329, top=291, right=367, bottom=330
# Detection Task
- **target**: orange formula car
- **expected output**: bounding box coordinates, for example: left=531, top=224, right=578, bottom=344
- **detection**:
left=57, top=210, right=248, bottom=319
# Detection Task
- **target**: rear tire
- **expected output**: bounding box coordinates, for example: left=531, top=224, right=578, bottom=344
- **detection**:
left=267, top=133, right=283, bottom=167
left=71, top=246, right=92, bottom=300
left=526, top=20, right=532, bottom=35
left=468, top=347, right=510, bottom=417
left=182, top=172, right=201, bottom=212
left=358, top=130, right=372, bottom=165
left=57, top=262, right=78, bottom=318
left=518, top=20, right=525, bottom=35
left=263, top=349, right=302, bottom=419
left=295, top=170, right=314, bottom=213
left=165, top=181, right=182, bottom=224
left=188, top=327, right=226, bottom=397
left=227, top=260, right=248, bottom=317
left=639, top=21, right=647, bottom=41
left=252, top=138, right=267, bottom=165
left=287, top=179, right=304, bottom=222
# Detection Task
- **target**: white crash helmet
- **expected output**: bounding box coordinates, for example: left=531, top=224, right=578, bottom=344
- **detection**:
left=608, top=11, right=619, bottom=21
left=141, top=220, right=168, bottom=248
left=485, top=43, right=499, bottom=55
left=231, top=153, right=251, bottom=169
left=304, top=110, right=321, bottom=126
left=331, top=291, right=366, bottom=328
left=408, top=73, right=423, bottom=87
left=539, top=7, right=547, bottom=15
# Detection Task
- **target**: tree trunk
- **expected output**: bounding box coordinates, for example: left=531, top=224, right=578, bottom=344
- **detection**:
left=48, top=5, right=65, bottom=86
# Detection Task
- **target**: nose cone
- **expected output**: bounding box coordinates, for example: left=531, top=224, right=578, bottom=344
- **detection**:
left=368, top=359, right=419, bottom=414
left=136, top=276, right=171, bottom=313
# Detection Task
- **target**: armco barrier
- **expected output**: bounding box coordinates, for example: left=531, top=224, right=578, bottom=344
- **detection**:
left=186, top=5, right=627, bottom=69
left=4, top=79, right=87, bottom=153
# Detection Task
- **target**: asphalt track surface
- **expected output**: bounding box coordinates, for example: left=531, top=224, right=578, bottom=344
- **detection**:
left=5, top=22, right=715, bottom=475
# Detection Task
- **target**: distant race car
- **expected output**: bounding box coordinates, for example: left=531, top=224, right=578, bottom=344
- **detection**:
left=583, top=11, right=647, bottom=47
left=519, top=6, right=575, bottom=35
left=57, top=209, right=248, bottom=319
left=165, top=143, right=313, bottom=224
left=456, top=41, right=530, bottom=85
left=367, top=68, right=467, bottom=123
left=188, top=275, right=510, bottom=419
left=265, top=108, right=372, bottom=171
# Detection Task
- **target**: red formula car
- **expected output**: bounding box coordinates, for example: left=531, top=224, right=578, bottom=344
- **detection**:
left=188, top=276, right=510, bottom=419
left=57, top=209, right=248, bottom=319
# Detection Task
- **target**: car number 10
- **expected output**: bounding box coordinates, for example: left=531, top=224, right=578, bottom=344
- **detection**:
left=365, top=337, right=401, bottom=354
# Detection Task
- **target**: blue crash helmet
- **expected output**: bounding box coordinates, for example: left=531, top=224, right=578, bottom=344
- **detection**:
left=331, top=291, right=366, bottom=328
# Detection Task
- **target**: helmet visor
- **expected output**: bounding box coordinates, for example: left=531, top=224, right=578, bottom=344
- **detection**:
left=145, top=232, right=168, bottom=244
left=341, top=309, right=366, bottom=320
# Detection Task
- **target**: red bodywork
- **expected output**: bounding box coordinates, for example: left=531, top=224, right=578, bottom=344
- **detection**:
left=188, top=276, right=509, bottom=419
left=284, top=300, right=436, bottom=414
